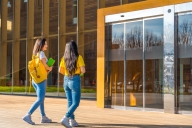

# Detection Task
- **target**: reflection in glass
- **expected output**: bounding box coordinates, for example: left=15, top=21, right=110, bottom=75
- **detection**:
left=20, top=0, right=27, bottom=38
left=126, top=21, right=143, bottom=50
left=125, top=21, right=143, bottom=107
left=105, top=23, right=124, bottom=106
left=84, top=32, right=97, bottom=95
left=0, top=42, right=13, bottom=93
left=5, top=42, right=12, bottom=92
left=178, top=13, right=192, bottom=111
left=112, top=24, right=124, bottom=49
left=46, top=37, right=58, bottom=96
left=13, top=41, right=26, bottom=94
left=7, top=0, right=13, bottom=40
left=145, top=18, right=164, bottom=109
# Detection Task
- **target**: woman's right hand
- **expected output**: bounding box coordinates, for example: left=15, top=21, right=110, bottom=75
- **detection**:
left=48, top=66, right=53, bottom=71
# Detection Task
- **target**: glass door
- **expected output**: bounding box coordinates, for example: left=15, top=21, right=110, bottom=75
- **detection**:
left=105, top=17, right=164, bottom=110
left=177, top=12, right=192, bottom=112
left=125, top=20, right=143, bottom=108
left=144, top=17, right=164, bottom=109
left=105, top=23, right=125, bottom=107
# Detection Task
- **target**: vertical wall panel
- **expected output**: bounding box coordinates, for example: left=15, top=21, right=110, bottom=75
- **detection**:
left=42, top=0, right=49, bottom=57
left=27, top=0, right=34, bottom=89
left=58, top=0, right=66, bottom=95
left=78, top=0, right=85, bottom=88
left=1, top=0, right=8, bottom=85
left=13, top=0, right=20, bottom=86
left=163, top=5, right=175, bottom=113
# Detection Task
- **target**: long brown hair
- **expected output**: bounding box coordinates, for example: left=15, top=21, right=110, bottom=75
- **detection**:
left=64, top=40, right=79, bottom=75
left=33, top=38, right=46, bottom=55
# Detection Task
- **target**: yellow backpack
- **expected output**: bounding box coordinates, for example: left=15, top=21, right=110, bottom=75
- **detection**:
left=28, top=54, right=47, bottom=92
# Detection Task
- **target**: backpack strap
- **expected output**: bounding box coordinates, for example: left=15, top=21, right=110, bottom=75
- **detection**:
left=29, top=77, right=32, bottom=94
left=29, top=55, right=35, bottom=94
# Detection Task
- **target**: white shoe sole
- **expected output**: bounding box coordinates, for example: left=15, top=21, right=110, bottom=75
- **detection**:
left=23, top=117, right=35, bottom=125
left=70, top=123, right=78, bottom=127
left=60, top=121, right=72, bottom=128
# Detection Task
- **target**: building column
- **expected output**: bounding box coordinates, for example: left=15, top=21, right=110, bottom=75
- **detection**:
left=78, top=0, right=84, bottom=87
left=26, top=0, right=34, bottom=87
left=0, top=0, right=8, bottom=86
left=59, top=0, right=66, bottom=55
left=58, top=0, right=66, bottom=92
left=13, top=0, right=21, bottom=86
left=163, top=5, right=175, bottom=113
left=97, top=9, right=105, bottom=108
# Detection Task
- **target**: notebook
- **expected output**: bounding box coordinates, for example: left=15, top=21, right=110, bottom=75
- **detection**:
left=47, top=58, right=55, bottom=67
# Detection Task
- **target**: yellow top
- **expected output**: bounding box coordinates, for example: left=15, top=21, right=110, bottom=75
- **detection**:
left=59, top=55, right=85, bottom=76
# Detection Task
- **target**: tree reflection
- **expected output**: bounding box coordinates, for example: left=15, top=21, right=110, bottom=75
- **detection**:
left=112, top=26, right=163, bottom=50
left=178, top=20, right=192, bottom=45
left=126, top=26, right=142, bottom=49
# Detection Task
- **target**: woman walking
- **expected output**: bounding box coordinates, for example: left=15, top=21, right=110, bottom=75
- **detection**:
left=22, top=38, right=53, bottom=125
left=59, top=40, right=85, bottom=128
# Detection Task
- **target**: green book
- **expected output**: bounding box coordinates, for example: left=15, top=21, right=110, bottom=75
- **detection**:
left=47, top=58, right=55, bottom=67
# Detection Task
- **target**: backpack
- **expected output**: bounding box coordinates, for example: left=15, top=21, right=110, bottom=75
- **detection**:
left=28, top=54, right=47, bottom=92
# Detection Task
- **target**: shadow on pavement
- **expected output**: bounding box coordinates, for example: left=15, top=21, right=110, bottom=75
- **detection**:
left=35, top=122, right=192, bottom=128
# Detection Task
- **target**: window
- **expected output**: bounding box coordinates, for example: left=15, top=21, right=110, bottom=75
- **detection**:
left=72, top=0, right=77, bottom=24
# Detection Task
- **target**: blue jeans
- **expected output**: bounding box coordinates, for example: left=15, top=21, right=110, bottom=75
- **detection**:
left=28, top=80, right=47, bottom=116
left=64, top=75, right=81, bottom=119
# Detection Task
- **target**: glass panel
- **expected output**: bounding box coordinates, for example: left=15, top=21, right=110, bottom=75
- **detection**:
left=105, top=0, right=120, bottom=8
left=3, top=42, right=13, bottom=93
left=84, top=0, right=97, bottom=30
left=125, top=21, right=143, bottom=107
left=49, top=0, right=58, bottom=35
left=34, top=0, right=42, bottom=36
left=66, top=0, right=77, bottom=33
left=84, top=32, right=97, bottom=98
left=46, top=36, right=58, bottom=96
left=105, top=23, right=124, bottom=106
left=7, top=0, right=13, bottom=40
left=72, top=0, right=77, bottom=23
left=13, top=40, right=27, bottom=94
left=20, top=0, right=27, bottom=38
left=145, top=18, right=164, bottom=109
left=178, top=13, right=192, bottom=111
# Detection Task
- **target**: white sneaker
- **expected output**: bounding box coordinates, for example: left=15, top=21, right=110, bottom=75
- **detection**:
left=69, top=119, right=78, bottom=127
left=22, top=114, right=35, bottom=125
left=60, top=116, right=72, bottom=128
left=41, top=116, right=52, bottom=123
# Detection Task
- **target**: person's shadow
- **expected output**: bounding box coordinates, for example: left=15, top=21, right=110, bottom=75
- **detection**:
left=35, top=122, right=192, bottom=128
